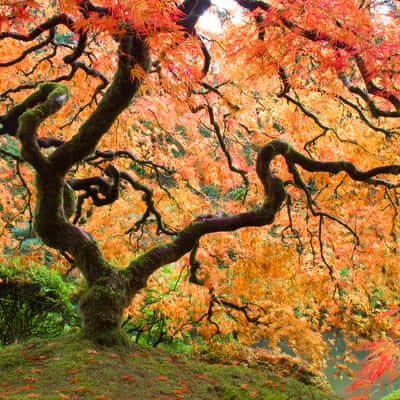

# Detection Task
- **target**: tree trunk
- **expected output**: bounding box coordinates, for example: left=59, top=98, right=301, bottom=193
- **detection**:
left=78, top=275, right=133, bottom=348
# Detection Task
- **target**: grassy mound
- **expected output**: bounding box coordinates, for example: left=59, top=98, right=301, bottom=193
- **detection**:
left=0, top=335, right=340, bottom=399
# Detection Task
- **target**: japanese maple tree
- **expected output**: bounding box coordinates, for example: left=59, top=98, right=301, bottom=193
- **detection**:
left=0, top=0, right=400, bottom=387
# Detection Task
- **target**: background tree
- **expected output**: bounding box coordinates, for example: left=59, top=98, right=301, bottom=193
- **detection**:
left=0, top=0, right=399, bottom=385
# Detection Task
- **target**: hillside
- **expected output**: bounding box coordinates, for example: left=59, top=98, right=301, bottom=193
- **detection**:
left=0, top=335, right=339, bottom=399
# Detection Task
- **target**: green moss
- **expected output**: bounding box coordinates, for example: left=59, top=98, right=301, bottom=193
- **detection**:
left=79, top=284, right=122, bottom=323
left=63, top=183, right=76, bottom=219
left=18, top=83, right=70, bottom=131
left=79, top=327, right=132, bottom=349
left=78, top=280, right=133, bottom=347
left=0, top=335, right=339, bottom=400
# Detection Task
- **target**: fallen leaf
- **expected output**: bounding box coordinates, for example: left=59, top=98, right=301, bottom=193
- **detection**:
left=74, top=386, right=89, bottom=392
left=67, top=369, right=79, bottom=375
left=31, top=369, right=42, bottom=374
left=121, top=375, right=135, bottom=382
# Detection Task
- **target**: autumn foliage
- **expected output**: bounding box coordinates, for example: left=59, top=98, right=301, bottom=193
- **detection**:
left=0, top=0, right=400, bottom=397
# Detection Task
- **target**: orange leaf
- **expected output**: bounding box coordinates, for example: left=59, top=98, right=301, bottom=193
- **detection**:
left=67, top=369, right=79, bottom=375
left=74, top=386, right=89, bottom=392
left=31, top=369, right=42, bottom=374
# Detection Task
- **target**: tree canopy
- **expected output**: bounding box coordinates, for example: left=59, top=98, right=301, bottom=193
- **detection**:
left=0, top=0, right=400, bottom=394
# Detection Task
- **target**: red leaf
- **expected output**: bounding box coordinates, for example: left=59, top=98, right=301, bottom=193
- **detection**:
left=121, top=375, right=135, bottom=382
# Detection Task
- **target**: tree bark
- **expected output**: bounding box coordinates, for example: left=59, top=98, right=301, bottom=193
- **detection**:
left=78, top=272, right=133, bottom=347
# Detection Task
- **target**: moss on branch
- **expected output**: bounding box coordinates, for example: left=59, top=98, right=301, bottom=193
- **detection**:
left=17, top=83, right=70, bottom=171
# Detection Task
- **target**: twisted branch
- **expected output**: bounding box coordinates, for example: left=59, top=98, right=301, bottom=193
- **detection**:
left=127, top=138, right=400, bottom=294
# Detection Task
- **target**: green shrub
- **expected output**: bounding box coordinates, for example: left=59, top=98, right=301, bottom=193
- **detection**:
left=0, top=257, right=78, bottom=345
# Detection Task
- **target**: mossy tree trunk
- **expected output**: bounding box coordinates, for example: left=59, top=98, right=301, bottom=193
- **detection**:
left=78, top=275, right=133, bottom=347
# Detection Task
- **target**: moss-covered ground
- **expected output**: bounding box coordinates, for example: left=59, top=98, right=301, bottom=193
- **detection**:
left=0, top=335, right=340, bottom=399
